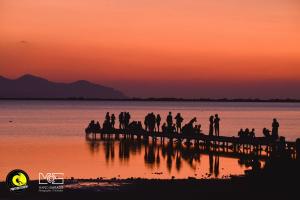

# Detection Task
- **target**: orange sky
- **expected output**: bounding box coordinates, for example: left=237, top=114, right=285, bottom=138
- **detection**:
left=1, top=0, right=300, bottom=97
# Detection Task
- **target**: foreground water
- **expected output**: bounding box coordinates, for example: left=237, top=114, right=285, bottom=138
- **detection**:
left=0, top=100, right=300, bottom=181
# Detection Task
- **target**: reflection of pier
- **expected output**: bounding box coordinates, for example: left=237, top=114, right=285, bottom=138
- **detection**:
left=86, top=135, right=266, bottom=177
left=86, top=135, right=225, bottom=177
left=85, top=129, right=298, bottom=160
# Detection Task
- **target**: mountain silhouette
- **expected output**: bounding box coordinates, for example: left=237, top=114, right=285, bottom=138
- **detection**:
left=0, top=74, right=127, bottom=99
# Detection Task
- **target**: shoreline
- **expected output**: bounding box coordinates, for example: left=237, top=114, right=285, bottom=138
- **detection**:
left=0, top=174, right=298, bottom=199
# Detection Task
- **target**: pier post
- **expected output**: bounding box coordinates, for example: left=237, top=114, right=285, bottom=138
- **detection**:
left=296, top=138, right=300, bottom=161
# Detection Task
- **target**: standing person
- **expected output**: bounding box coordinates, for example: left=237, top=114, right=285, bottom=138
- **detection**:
left=156, top=114, right=161, bottom=132
left=272, top=118, right=279, bottom=139
left=111, top=114, right=116, bottom=129
left=119, top=112, right=124, bottom=129
left=125, top=112, right=131, bottom=128
left=214, top=114, right=220, bottom=136
left=144, top=113, right=149, bottom=131
left=175, top=113, right=184, bottom=133
left=149, top=112, right=156, bottom=132
left=209, top=115, right=214, bottom=136
left=167, top=112, right=173, bottom=128
left=105, top=112, right=110, bottom=123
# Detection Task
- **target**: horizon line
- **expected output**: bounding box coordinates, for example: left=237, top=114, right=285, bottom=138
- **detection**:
left=1, top=97, right=300, bottom=103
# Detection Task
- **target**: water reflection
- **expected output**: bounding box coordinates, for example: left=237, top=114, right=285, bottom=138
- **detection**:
left=85, top=136, right=244, bottom=178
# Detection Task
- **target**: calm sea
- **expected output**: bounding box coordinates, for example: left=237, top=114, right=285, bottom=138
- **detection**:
left=0, top=100, right=300, bottom=180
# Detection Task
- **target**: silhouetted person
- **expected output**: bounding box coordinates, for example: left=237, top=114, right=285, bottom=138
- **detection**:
left=214, top=114, right=220, bottom=136
left=111, top=114, right=116, bottom=128
left=105, top=112, right=110, bottom=123
left=124, top=112, right=131, bottom=128
left=244, top=128, right=250, bottom=138
left=194, top=125, right=201, bottom=134
left=95, top=121, right=101, bottom=131
left=272, top=118, right=279, bottom=139
left=103, top=112, right=112, bottom=130
left=209, top=116, right=214, bottom=136
left=119, top=112, right=124, bottom=129
left=238, top=128, right=244, bottom=138
left=249, top=128, right=255, bottom=138
left=162, top=123, right=167, bottom=134
left=144, top=113, right=150, bottom=131
left=87, top=120, right=96, bottom=133
left=156, top=114, right=161, bottom=132
left=263, top=128, right=271, bottom=138
left=182, top=117, right=197, bottom=136
left=175, top=113, right=183, bottom=133
left=167, top=112, right=173, bottom=128
left=171, top=124, right=176, bottom=133
left=148, top=112, right=156, bottom=132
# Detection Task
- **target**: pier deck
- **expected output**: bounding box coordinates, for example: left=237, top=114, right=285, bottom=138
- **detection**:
left=85, top=128, right=298, bottom=159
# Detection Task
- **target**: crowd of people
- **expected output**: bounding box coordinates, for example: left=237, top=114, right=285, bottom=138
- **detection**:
left=86, top=112, right=281, bottom=140
left=238, top=128, right=256, bottom=139
left=237, top=118, right=280, bottom=140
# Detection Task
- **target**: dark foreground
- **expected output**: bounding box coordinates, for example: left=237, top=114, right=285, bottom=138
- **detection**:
left=1, top=159, right=299, bottom=200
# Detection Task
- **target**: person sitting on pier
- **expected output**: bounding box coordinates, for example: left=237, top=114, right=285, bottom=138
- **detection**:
left=182, top=117, right=197, bottom=136
left=238, top=128, right=255, bottom=139
left=119, top=112, right=124, bottom=129
left=194, top=124, right=201, bottom=135
left=272, top=118, right=279, bottom=139
left=249, top=128, right=255, bottom=138
left=238, top=128, right=244, bottom=138
left=128, top=121, right=144, bottom=133
left=162, top=123, right=167, bottom=134
left=156, top=114, right=161, bottom=132
left=263, top=128, right=271, bottom=138
left=167, top=112, right=173, bottom=128
left=137, top=121, right=143, bottom=131
left=95, top=121, right=101, bottom=131
left=209, top=115, right=214, bottom=136
left=171, top=124, right=176, bottom=133
left=214, top=114, right=220, bottom=136
left=244, top=128, right=250, bottom=138
left=87, top=120, right=96, bottom=133
left=175, top=113, right=184, bottom=133
left=110, top=114, right=116, bottom=129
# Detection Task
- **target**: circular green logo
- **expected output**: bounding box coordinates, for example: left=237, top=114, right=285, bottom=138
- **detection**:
left=6, top=169, right=29, bottom=192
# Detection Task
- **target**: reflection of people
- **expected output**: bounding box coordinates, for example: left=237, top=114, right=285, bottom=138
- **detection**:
left=214, top=114, right=220, bottom=136
left=272, top=118, right=279, bottom=139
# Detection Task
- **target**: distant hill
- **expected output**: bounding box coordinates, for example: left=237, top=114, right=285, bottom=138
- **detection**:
left=0, top=74, right=127, bottom=99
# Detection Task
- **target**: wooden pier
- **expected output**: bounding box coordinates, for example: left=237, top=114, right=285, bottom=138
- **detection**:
left=85, top=128, right=299, bottom=160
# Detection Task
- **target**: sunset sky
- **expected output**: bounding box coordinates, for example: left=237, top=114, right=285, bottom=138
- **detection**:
left=1, top=0, right=300, bottom=98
